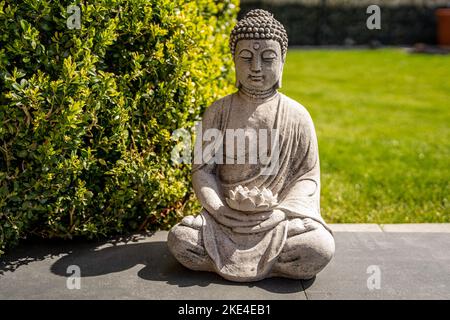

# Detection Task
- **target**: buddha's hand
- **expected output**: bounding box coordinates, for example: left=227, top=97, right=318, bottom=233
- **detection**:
left=211, top=206, right=272, bottom=229
left=232, top=209, right=286, bottom=234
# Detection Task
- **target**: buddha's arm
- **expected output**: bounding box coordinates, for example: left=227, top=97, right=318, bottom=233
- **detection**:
left=277, top=110, right=321, bottom=219
left=277, top=178, right=320, bottom=218
left=192, top=167, right=225, bottom=217
left=192, top=168, right=270, bottom=227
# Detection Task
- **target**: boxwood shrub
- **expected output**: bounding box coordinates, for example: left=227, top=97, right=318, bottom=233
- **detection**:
left=0, top=0, right=238, bottom=255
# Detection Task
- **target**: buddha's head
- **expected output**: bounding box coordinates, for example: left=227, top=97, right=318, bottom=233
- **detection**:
left=230, top=9, right=288, bottom=92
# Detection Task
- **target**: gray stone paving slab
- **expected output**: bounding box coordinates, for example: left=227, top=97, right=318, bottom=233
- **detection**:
left=329, top=224, right=382, bottom=232
left=0, top=231, right=306, bottom=300
left=1, top=228, right=449, bottom=300
left=303, top=232, right=450, bottom=300
left=381, top=223, right=450, bottom=233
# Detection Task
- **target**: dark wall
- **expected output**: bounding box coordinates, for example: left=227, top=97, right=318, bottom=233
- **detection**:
left=239, top=2, right=443, bottom=45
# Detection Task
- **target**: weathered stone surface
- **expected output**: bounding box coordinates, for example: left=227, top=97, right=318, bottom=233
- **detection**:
left=0, top=231, right=307, bottom=300
left=1, top=229, right=449, bottom=299
left=167, top=9, right=334, bottom=282
left=303, top=232, right=450, bottom=300
left=381, top=223, right=450, bottom=233
left=329, top=224, right=383, bottom=232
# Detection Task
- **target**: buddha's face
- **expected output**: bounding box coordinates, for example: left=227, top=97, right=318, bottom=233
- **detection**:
left=234, top=39, right=284, bottom=91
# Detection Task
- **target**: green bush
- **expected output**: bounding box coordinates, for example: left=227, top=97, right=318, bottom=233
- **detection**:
left=0, top=0, right=238, bottom=255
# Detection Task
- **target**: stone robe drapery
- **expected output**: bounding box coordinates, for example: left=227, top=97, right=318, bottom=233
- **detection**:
left=192, top=92, right=332, bottom=282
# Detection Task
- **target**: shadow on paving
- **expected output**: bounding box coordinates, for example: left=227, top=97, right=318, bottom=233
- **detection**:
left=51, top=241, right=314, bottom=294
left=1, top=237, right=313, bottom=294
left=0, top=234, right=153, bottom=275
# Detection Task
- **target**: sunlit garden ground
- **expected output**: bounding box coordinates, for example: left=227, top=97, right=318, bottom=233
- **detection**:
left=281, top=49, right=449, bottom=223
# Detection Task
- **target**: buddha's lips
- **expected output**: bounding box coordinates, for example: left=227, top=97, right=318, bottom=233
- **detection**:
left=249, top=75, right=263, bottom=81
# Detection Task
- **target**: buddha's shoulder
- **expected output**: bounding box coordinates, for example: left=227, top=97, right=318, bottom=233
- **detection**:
left=202, top=93, right=234, bottom=120
left=207, top=94, right=233, bottom=110
left=280, top=93, right=314, bottom=123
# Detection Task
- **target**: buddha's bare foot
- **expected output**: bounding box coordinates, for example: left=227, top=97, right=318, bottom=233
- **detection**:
left=303, top=218, right=320, bottom=232
left=287, top=218, right=319, bottom=237
left=180, top=215, right=203, bottom=230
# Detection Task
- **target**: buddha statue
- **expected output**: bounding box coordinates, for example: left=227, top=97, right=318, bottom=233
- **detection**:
left=167, top=9, right=335, bottom=282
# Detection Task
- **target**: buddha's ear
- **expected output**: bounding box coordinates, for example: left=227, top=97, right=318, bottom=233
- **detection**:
left=274, top=76, right=282, bottom=89
left=274, top=52, right=286, bottom=89
left=234, top=57, right=242, bottom=89
left=274, top=64, right=284, bottom=89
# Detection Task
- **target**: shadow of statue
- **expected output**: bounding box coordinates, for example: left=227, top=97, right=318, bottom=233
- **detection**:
left=48, top=238, right=314, bottom=294
left=0, top=233, right=152, bottom=275
left=0, top=238, right=75, bottom=275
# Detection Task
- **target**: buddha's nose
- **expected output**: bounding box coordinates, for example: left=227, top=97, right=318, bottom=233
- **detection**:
left=251, top=57, right=262, bottom=73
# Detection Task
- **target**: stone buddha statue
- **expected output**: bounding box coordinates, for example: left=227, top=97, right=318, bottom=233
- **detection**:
left=167, top=9, right=334, bottom=282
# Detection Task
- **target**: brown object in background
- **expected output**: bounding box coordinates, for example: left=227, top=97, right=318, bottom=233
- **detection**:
left=436, top=8, right=450, bottom=47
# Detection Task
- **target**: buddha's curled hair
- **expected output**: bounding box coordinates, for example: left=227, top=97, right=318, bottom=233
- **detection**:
left=229, top=9, right=288, bottom=57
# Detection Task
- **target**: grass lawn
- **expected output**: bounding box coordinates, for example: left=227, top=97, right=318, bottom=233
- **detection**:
left=281, top=49, right=449, bottom=223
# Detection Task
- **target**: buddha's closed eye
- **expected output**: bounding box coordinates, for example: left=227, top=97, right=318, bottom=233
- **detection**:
left=239, top=49, right=253, bottom=60
left=262, top=50, right=277, bottom=61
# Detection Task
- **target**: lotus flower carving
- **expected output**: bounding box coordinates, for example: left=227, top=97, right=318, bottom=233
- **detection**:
left=226, top=185, right=278, bottom=212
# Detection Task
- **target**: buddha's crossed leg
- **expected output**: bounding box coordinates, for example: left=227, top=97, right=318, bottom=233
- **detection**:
left=167, top=215, right=335, bottom=280
left=167, top=215, right=215, bottom=272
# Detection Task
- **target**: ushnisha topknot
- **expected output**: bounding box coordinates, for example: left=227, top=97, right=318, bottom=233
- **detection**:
left=229, top=9, right=288, bottom=57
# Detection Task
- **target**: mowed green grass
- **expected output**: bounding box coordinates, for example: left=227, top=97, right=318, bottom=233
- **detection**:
left=280, top=49, right=449, bottom=223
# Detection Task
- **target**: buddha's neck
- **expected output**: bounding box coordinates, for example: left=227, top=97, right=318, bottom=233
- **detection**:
left=239, top=86, right=278, bottom=103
